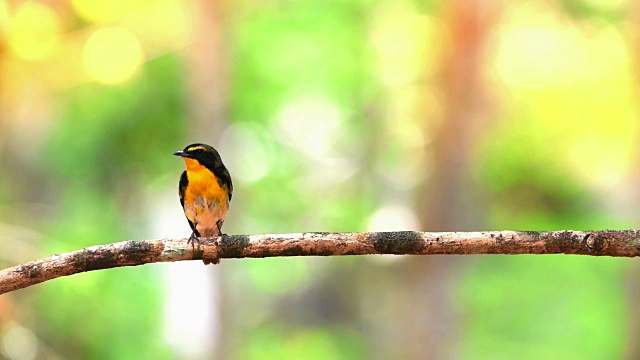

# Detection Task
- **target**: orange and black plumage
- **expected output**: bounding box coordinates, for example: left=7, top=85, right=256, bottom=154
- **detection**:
left=174, top=143, right=232, bottom=263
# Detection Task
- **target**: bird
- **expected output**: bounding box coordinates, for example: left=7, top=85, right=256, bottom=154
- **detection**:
left=174, top=143, right=232, bottom=264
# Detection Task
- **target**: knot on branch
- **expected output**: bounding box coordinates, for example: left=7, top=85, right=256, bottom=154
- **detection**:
left=584, top=233, right=607, bottom=252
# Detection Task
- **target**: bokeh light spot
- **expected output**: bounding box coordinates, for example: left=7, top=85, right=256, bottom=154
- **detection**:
left=370, top=3, right=444, bottom=86
left=277, top=93, right=343, bottom=159
left=7, top=3, right=61, bottom=61
left=83, top=27, right=144, bottom=85
left=1, top=323, right=38, bottom=360
left=72, top=0, right=153, bottom=23
left=221, top=123, right=273, bottom=184
left=367, top=204, right=419, bottom=232
left=488, top=6, right=630, bottom=90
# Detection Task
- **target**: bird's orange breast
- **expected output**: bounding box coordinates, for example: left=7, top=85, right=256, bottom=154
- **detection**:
left=183, top=159, right=226, bottom=201
left=183, top=158, right=230, bottom=236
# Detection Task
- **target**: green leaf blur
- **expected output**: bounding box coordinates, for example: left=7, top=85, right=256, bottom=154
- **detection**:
left=1, top=0, right=639, bottom=358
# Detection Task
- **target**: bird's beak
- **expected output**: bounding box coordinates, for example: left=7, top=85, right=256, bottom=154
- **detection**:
left=173, top=150, right=188, bottom=157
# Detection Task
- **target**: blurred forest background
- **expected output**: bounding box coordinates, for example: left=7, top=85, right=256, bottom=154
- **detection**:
left=1, top=0, right=640, bottom=358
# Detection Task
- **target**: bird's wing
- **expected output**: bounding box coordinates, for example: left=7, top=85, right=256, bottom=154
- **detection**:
left=179, top=170, right=188, bottom=209
left=227, top=172, right=233, bottom=202
left=179, top=171, right=198, bottom=235
left=214, top=167, right=233, bottom=202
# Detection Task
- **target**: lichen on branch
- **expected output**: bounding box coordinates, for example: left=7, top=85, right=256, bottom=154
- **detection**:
left=1, top=230, right=639, bottom=295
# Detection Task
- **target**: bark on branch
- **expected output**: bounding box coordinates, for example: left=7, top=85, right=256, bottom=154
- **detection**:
left=1, top=229, right=639, bottom=295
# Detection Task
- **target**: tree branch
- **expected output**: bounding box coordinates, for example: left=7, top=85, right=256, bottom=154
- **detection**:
left=1, top=230, right=639, bottom=295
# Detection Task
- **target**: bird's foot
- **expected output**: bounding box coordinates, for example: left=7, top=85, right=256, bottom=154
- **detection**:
left=187, top=232, right=200, bottom=250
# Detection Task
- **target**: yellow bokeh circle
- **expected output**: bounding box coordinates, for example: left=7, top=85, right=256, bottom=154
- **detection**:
left=83, top=27, right=144, bottom=85
left=7, top=3, right=61, bottom=61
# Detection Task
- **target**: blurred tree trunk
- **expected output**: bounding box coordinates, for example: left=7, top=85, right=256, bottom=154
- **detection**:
left=169, top=0, right=229, bottom=359
left=402, top=1, right=494, bottom=359
left=185, top=0, right=229, bottom=137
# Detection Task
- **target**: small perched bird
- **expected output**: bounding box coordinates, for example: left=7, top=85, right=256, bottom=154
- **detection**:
left=174, top=143, right=232, bottom=264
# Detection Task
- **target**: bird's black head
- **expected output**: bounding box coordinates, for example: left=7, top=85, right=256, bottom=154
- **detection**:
left=174, top=143, right=225, bottom=170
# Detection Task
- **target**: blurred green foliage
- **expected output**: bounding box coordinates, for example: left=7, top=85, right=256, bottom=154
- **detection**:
left=459, top=256, right=630, bottom=359
left=30, top=55, right=188, bottom=358
left=1, top=0, right=640, bottom=359
left=239, top=326, right=366, bottom=360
